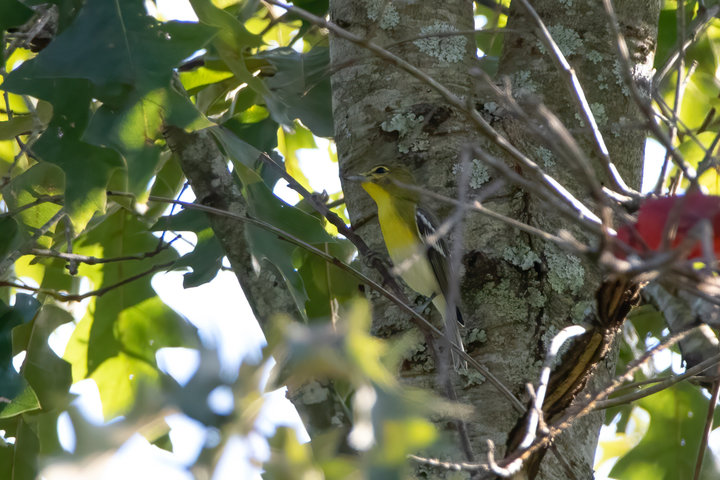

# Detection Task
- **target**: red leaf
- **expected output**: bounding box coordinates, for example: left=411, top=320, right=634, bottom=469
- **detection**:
left=616, top=193, right=720, bottom=259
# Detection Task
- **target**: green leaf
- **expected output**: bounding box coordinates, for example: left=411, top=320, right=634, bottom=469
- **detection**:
left=211, top=124, right=262, bottom=168
left=675, top=132, right=720, bottom=194
left=296, top=239, right=360, bottom=323
left=1, top=74, right=124, bottom=231
left=179, top=65, right=235, bottom=93
left=63, top=209, right=198, bottom=419
left=32, top=130, right=123, bottom=230
left=145, top=152, right=185, bottom=222
left=233, top=162, right=336, bottom=319
left=189, top=0, right=268, bottom=104
left=12, top=306, right=73, bottom=411
left=0, top=0, right=33, bottom=32
left=277, top=122, right=316, bottom=192
left=0, top=419, right=39, bottom=480
left=4, top=0, right=216, bottom=90
left=254, top=47, right=333, bottom=137
left=223, top=114, right=278, bottom=153
left=611, top=383, right=720, bottom=480
left=84, top=86, right=211, bottom=198
left=90, top=351, right=161, bottom=421
left=151, top=209, right=225, bottom=288
left=0, top=385, right=40, bottom=419
left=2, top=163, right=64, bottom=246
left=0, top=217, right=22, bottom=264
left=0, top=295, right=40, bottom=403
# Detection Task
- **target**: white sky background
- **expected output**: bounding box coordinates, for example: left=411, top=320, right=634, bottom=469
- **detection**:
left=33, top=2, right=714, bottom=479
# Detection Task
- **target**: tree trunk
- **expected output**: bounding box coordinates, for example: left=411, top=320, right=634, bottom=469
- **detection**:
left=329, top=0, right=660, bottom=477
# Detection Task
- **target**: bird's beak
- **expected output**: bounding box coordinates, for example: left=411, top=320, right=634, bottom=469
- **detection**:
left=345, top=174, right=368, bottom=182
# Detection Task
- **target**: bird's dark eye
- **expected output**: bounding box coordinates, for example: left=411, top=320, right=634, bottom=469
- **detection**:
left=373, top=166, right=389, bottom=174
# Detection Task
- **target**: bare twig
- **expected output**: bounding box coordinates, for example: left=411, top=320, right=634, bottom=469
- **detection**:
left=105, top=191, right=526, bottom=412
left=515, top=0, right=635, bottom=196
left=603, top=0, right=697, bottom=187
left=593, top=351, right=720, bottom=410
left=694, top=380, right=720, bottom=480
left=266, top=0, right=601, bottom=226
left=472, top=147, right=604, bottom=232
left=388, top=173, right=591, bottom=255
left=654, top=5, right=720, bottom=86
left=0, top=208, right=64, bottom=275
left=520, top=325, right=587, bottom=449
left=28, top=237, right=179, bottom=266
left=1, top=261, right=175, bottom=302
left=500, top=326, right=699, bottom=470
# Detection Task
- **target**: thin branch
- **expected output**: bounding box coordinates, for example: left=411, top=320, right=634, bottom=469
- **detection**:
left=105, top=191, right=526, bottom=412
left=654, top=5, right=720, bottom=86
left=593, top=351, right=720, bottom=410
left=654, top=55, right=697, bottom=194
left=603, top=0, right=697, bottom=187
left=1, top=261, right=175, bottom=302
left=0, top=195, right=64, bottom=218
left=501, top=326, right=698, bottom=470
left=407, top=453, right=489, bottom=473
left=266, top=0, right=604, bottom=227
left=258, top=152, right=407, bottom=299
left=472, top=147, right=604, bottom=234
left=446, top=147, right=474, bottom=461
left=520, top=325, right=587, bottom=449
left=694, top=380, right=720, bottom=480
left=515, top=0, right=634, bottom=196
left=0, top=208, right=65, bottom=275
left=28, top=237, right=179, bottom=266
left=388, top=172, right=591, bottom=255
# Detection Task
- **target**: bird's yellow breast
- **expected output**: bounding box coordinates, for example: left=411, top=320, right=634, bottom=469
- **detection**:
left=361, top=182, right=441, bottom=301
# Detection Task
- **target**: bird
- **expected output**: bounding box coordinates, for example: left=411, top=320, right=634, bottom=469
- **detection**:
left=347, top=164, right=466, bottom=370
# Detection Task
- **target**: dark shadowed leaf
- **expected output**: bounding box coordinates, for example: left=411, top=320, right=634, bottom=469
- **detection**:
left=254, top=47, right=333, bottom=137
left=152, top=209, right=225, bottom=288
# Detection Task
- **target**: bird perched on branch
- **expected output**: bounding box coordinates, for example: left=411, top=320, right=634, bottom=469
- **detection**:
left=347, top=164, right=466, bottom=370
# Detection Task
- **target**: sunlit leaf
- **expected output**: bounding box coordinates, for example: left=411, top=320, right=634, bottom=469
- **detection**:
left=63, top=209, right=198, bottom=418
left=611, top=383, right=720, bottom=479
left=2, top=163, right=64, bottom=247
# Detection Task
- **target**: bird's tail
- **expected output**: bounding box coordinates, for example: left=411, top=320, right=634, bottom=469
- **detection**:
left=450, top=323, right=467, bottom=371
left=435, top=296, right=467, bottom=371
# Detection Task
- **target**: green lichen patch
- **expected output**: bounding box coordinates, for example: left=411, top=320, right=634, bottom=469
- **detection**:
left=476, top=279, right=530, bottom=324
left=539, top=25, right=582, bottom=57
left=381, top=112, right=430, bottom=153
left=576, top=102, right=607, bottom=128
left=467, top=327, right=487, bottom=344
left=512, top=70, right=538, bottom=95
left=526, top=286, right=546, bottom=308
left=588, top=50, right=604, bottom=64
left=461, top=368, right=486, bottom=387
left=414, top=22, right=468, bottom=63
left=363, top=0, right=399, bottom=29
left=572, top=299, right=595, bottom=323
left=502, top=243, right=541, bottom=270
left=545, top=247, right=585, bottom=295
left=536, top=146, right=556, bottom=169
left=452, top=158, right=490, bottom=189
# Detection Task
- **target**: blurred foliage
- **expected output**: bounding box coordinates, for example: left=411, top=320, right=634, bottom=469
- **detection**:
left=1, top=0, right=720, bottom=479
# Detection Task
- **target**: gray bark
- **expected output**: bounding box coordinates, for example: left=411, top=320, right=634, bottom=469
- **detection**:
left=164, top=127, right=350, bottom=443
left=329, top=0, right=659, bottom=478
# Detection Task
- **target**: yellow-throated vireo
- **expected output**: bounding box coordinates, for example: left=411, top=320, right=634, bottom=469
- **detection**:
left=348, top=164, right=466, bottom=370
